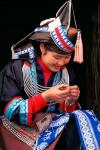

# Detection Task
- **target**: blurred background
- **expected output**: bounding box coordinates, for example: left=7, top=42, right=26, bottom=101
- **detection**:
left=0, top=0, right=99, bottom=117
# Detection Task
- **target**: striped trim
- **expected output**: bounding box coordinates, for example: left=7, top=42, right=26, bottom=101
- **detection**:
left=34, top=27, right=49, bottom=32
left=15, top=46, right=35, bottom=59
left=4, top=96, right=29, bottom=126
left=20, top=100, right=28, bottom=125
left=4, top=97, right=22, bottom=120
left=50, top=26, right=74, bottom=53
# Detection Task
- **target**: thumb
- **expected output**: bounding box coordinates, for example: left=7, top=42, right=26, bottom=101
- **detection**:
left=57, top=84, right=69, bottom=90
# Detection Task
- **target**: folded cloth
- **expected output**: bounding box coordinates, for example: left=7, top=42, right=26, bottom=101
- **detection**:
left=34, top=110, right=100, bottom=150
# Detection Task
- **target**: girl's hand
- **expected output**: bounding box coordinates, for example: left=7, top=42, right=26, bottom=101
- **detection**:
left=66, top=85, right=80, bottom=105
left=42, top=84, right=70, bottom=103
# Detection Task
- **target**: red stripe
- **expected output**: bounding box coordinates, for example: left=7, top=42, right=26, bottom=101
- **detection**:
left=24, top=60, right=31, bottom=67
left=55, top=27, right=74, bottom=52
left=28, top=94, right=47, bottom=126
left=28, top=98, right=33, bottom=126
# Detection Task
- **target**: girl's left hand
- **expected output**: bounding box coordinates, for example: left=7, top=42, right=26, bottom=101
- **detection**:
left=66, top=85, right=80, bottom=105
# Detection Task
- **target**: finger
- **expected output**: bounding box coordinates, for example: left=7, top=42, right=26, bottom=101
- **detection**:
left=70, top=85, right=79, bottom=90
left=70, top=93, right=80, bottom=100
left=70, top=92, right=80, bottom=98
left=59, top=86, right=70, bottom=93
left=59, top=90, right=70, bottom=97
left=70, top=87, right=80, bottom=94
left=70, top=88, right=80, bottom=94
left=58, top=84, right=69, bottom=89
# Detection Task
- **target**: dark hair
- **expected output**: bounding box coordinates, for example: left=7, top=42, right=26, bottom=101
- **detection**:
left=44, top=44, right=72, bottom=55
left=31, top=40, right=73, bottom=56
left=31, top=41, right=41, bottom=56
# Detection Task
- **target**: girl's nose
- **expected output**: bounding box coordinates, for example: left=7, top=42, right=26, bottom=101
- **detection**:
left=58, top=60, right=65, bottom=66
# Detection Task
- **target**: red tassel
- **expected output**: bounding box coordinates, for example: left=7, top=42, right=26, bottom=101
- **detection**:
left=74, top=29, right=83, bottom=63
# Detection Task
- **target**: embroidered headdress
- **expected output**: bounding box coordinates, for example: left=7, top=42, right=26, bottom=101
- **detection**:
left=11, top=0, right=83, bottom=63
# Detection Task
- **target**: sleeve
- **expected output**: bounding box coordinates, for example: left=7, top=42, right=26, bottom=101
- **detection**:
left=60, top=62, right=81, bottom=112
left=0, top=60, right=47, bottom=126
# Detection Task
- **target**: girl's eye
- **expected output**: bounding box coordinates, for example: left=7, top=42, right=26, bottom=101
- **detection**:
left=54, top=56, right=60, bottom=59
left=65, top=56, right=70, bottom=59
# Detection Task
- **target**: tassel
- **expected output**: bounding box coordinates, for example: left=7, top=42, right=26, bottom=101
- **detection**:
left=74, top=29, right=83, bottom=63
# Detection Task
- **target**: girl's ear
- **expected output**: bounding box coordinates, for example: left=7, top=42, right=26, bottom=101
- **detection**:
left=40, top=43, right=46, bottom=54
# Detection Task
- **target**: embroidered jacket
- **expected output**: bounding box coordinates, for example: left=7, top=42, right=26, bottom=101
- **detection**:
left=0, top=59, right=80, bottom=126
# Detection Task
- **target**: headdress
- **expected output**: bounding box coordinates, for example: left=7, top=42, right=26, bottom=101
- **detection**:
left=11, top=0, right=83, bottom=63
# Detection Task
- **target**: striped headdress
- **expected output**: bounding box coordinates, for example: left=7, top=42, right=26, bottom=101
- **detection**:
left=11, top=0, right=83, bottom=63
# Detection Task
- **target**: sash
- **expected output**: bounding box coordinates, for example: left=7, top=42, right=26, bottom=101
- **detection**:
left=34, top=110, right=100, bottom=150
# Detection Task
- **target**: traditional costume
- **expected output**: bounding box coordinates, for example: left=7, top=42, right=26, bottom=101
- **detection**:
left=0, top=0, right=100, bottom=150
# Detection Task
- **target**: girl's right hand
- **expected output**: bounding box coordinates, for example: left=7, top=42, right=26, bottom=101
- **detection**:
left=42, top=84, right=70, bottom=103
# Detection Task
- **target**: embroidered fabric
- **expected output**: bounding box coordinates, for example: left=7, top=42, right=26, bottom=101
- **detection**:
left=35, top=110, right=100, bottom=150
left=1, top=116, right=35, bottom=148
left=1, top=61, right=70, bottom=148
left=22, top=61, right=69, bottom=99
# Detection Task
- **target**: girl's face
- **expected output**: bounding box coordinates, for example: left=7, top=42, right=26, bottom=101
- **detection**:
left=40, top=43, right=71, bottom=72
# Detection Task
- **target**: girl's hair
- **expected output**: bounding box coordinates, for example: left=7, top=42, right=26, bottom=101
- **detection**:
left=44, top=44, right=72, bottom=55
left=32, top=40, right=73, bottom=56
left=31, top=41, right=41, bottom=56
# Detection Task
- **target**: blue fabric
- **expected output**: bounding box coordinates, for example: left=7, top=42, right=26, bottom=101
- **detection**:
left=4, top=98, right=22, bottom=120
left=34, top=110, right=100, bottom=150
left=4, top=97, right=29, bottom=125
left=73, top=110, right=100, bottom=150
left=47, top=71, right=61, bottom=113
left=20, top=100, right=28, bottom=125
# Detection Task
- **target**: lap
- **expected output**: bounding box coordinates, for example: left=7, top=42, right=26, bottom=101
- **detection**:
left=54, top=117, right=82, bottom=150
